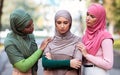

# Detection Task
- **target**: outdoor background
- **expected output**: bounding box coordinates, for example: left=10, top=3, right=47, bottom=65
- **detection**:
left=0, top=0, right=120, bottom=75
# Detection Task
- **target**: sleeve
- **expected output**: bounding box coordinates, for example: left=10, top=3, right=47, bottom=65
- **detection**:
left=42, top=43, right=71, bottom=69
left=85, top=39, right=113, bottom=70
left=73, top=48, right=82, bottom=61
left=5, top=45, right=43, bottom=72
left=14, top=49, right=43, bottom=72
left=43, top=44, right=50, bottom=55
left=74, top=38, right=82, bottom=61
left=42, top=55, right=70, bottom=69
left=5, top=45, right=24, bottom=64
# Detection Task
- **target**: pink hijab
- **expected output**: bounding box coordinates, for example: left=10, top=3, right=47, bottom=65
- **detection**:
left=82, top=3, right=113, bottom=55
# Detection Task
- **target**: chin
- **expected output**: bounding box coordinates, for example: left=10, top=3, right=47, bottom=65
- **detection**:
left=27, top=31, right=33, bottom=34
left=87, top=24, right=90, bottom=26
left=29, top=32, right=33, bottom=34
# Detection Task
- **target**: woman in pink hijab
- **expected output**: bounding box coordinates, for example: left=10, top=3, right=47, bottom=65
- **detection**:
left=77, top=3, right=114, bottom=75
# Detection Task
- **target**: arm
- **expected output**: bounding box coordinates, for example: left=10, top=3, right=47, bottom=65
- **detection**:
left=42, top=40, right=81, bottom=69
left=5, top=37, right=51, bottom=72
left=73, top=47, right=82, bottom=61
left=5, top=45, right=43, bottom=72
left=14, top=37, right=51, bottom=72
left=85, top=39, right=113, bottom=70
left=42, top=52, right=81, bottom=69
left=42, top=43, right=70, bottom=69
left=74, top=37, right=82, bottom=61
left=14, top=49, right=42, bottom=72
left=42, top=55, right=70, bottom=69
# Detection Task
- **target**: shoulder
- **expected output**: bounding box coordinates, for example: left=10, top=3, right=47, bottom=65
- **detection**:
left=102, top=39, right=113, bottom=45
left=73, top=35, right=82, bottom=42
left=4, top=33, right=16, bottom=47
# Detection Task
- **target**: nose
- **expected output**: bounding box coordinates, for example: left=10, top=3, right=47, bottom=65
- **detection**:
left=61, top=23, right=64, bottom=28
left=86, top=16, right=90, bottom=20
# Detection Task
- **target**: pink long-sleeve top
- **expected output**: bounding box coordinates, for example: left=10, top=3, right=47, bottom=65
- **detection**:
left=85, top=39, right=113, bottom=70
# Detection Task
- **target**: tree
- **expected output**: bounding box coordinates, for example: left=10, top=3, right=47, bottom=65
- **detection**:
left=103, top=0, right=120, bottom=35
left=114, top=0, right=120, bottom=34
left=1, top=0, right=38, bottom=30
left=0, top=0, right=4, bottom=31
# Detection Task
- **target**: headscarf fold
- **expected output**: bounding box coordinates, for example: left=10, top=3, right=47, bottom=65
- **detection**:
left=10, top=9, right=32, bottom=36
left=82, top=3, right=113, bottom=55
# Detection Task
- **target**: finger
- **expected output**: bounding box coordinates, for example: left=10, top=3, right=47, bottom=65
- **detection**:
left=76, top=44, right=83, bottom=48
left=44, top=38, right=51, bottom=43
left=47, top=37, right=53, bottom=41
left=76, top=65, right=79, bottom=69
left=46, top=37, right=51, bottom=40
left=77, top=65, right=80, bottom=68
left=78, top=43, right=85, bottom=48
left=74, top=66, right=78, bottom=69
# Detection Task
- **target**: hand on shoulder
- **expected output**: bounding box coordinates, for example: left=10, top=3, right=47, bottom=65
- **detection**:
left=39, top=37, right=52, bottom=51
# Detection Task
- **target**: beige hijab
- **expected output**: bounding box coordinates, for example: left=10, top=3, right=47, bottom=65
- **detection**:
left=44, top=10, right=81, bottom=57
left=44, top=10, right=82, bottom=75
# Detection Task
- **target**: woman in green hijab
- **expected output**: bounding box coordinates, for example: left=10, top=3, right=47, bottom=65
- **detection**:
left=4, top=9, right=51, bottom=75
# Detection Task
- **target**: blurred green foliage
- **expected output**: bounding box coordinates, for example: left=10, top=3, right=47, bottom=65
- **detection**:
left=113, top=39, right=120, bottom=50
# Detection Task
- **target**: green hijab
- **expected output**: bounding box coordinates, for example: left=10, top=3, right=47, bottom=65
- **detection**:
left=4, top=9, right=38, bottom=64
left=10, top=9, right=31, bottom=36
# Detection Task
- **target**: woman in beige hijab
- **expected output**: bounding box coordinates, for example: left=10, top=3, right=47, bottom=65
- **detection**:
left=42, top=10, right=82, bottom=75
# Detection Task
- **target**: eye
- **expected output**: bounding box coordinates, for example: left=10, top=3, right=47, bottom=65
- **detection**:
left=63, top=21, right=69, bottom=25
left=56, top=21, right=61, bottom=24
left=87, top=12, right=96, bottom=18
left=90, top=15, right=95, bottom=18
left=25, top=20, right=33, bottom=28
left=25, top=24, right=31, bottom=28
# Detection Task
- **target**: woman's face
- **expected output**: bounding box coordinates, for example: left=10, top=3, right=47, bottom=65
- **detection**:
left=22, top=20, right=34, bottom=34
left=56, top=17, right=70, bottom=34
left=86, top=12, right=97, bottom=27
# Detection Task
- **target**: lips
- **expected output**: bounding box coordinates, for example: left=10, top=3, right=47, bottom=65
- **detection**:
left=86, top=20, right=90, bottom=24
left=60, top=30, right=65, bottom=32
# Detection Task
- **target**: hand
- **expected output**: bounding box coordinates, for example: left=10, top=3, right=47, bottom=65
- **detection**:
left=70, top=59, right=81, bottom=69
left=45, top=52, right=52, bottom=59
left=39, top=37, right=52, bottom=51
left=76, top=42, right=87, bottom=57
